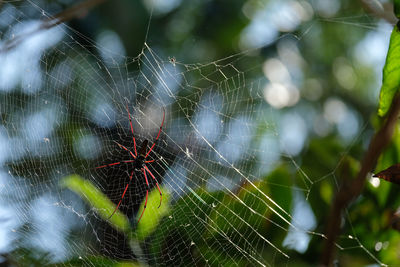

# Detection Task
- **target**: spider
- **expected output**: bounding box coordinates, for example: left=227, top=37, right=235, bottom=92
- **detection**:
left=96, top=104, right=165, bottom=223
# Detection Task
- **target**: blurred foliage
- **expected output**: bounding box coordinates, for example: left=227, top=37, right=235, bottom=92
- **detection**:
left=3, top=0, right=400, bottom=266
left=134, top=185, right=170, bottom=241
left=60, top=175, right=131, bottom=234
left=52, top=256, right=140, bottom=267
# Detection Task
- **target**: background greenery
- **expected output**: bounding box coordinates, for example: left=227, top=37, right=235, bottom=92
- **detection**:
left=1, top=0, right=399, bottom=266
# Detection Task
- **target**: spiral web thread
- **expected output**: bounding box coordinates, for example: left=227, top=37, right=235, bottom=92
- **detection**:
left=0, top=1, right=389, bottom=266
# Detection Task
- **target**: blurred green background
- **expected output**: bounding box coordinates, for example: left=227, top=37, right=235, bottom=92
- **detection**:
left=0, top=0, right=398, bottom=266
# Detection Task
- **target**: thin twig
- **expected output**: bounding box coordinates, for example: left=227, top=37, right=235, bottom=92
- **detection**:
left=321, top=93, right=400, bottom=265
left=0, top=0, right=107, bottom=53
left=359, top=0, right=397, bottom=25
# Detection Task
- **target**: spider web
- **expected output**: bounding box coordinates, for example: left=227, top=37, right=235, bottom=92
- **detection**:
left=0, top=0, right=394, bottom=266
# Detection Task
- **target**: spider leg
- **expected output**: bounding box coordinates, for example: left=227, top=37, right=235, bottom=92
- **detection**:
left=144, top=165, right=162, bottom=208
left=113, top=141, right=136, bottom=159
left=145, top=108, right=165, bottom=158
left=95, top=160, right=136, bottom=169
left=96, top=141, right=136, bottom=169
left=96, top=162, right=122, bottom=169
left=137, top=168, right=150, bottom=223
left=108, top=171, right=134, bottom=219
left=126, top=104, right=138, bottom=156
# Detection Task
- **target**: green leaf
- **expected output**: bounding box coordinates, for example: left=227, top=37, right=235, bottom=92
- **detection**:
left=60, top=174, right=130, bottom=234
left=134, top=186, right=170, bottom=241
left=148, top=188, right=224, bottom=264
left=378, top=25, right=400, bottom=117
left=114, top=261, right=141, bottom=267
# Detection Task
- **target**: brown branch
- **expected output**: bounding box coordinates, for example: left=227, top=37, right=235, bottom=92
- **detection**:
left=0, top=0, right=107, bottom=53
left=43, top=0, right=107, bottom=28
left=360, top=0, right=397, bottom=25
left=320, top=92, right=400, bottom=265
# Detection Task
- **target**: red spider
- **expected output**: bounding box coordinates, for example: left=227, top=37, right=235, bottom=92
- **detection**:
left=96, top=105, right=165, bottom=223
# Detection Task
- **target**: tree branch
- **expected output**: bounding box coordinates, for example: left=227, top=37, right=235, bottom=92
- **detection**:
left=321, top=92, right=400, bottom=266
left=0, top=0, right=107, bottom=53
left=359, top=0, right=397, bottom=25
